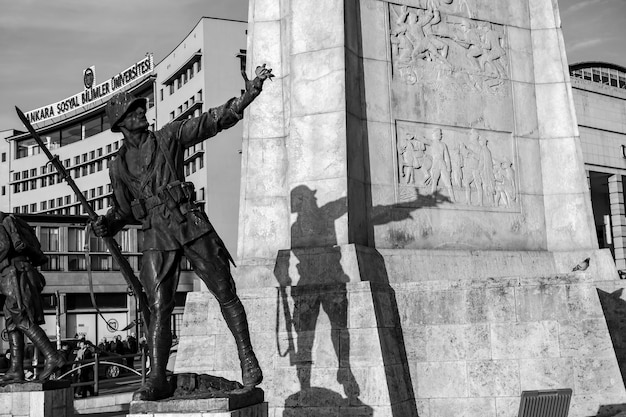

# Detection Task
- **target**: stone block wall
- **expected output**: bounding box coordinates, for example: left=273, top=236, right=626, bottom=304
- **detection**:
left=177, top=248, right=626, bottom=417
left=0, top=386, right=73, bottom=417
left=398, top=274, right=625, bottom=416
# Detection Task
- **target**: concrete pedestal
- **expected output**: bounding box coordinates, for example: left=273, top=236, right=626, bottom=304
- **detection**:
left=0, top=380, right=73, bottom=417
left=128, top=395, right=267, bottom=417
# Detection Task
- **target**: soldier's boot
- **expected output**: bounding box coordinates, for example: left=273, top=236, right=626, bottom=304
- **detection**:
left=1, top=331, right=25, bottom=382
left=23, top=325, right=65, bottom=381
left=133, top=325, right=171, bottom=401
left=221, top=297, right=263, bottom=388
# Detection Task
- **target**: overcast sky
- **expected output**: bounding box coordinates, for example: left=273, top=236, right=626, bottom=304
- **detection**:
left=0, top=0, right=624, bottom=131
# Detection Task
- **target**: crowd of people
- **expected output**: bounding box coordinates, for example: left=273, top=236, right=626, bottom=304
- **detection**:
left=61, top=333, right=142, bottom=398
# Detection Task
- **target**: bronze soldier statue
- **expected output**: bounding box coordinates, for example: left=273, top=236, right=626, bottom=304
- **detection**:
left=0, top=212, right=65, bottom=382
left=92, top=65, right=273, bottom=401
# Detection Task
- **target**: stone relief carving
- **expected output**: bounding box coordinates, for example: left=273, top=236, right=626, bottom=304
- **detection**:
left=389, top=1, right=508, bottom=95
left=397, top=124, right=518, bottom=209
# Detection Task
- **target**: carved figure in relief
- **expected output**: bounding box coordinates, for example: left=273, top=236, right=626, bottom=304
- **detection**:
left=479, top=28, right=507, bottom=78
left=398, top=134, right=417, bottom=184
left=422, top=128, right=455, bottom=201
left=390, top=2, right=509, bottom=94
left=461, top=129, right=483, bottom=205
left=399, top=134, right=432, bottom=185
left=477, top=136, right=496, bottom=206
left=494, top=159, right=516, bottom=207
left=391, top=6, right=451, bottom=69
left=412, top=139, right=432, bottom=185
left=454, top=21, right=483, bottom=71
left=449, top=143, right=464, bottom=188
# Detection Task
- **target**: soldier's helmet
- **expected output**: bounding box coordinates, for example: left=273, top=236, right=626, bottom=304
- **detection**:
left=106, top=91, right=147, bottom=133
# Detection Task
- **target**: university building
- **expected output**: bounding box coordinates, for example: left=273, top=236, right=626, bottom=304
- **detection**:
left=0, top=17, right=247, bottom=348
left=570, top=62, right=626, bottom=274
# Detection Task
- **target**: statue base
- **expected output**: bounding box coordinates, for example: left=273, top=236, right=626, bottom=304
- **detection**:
left=128, top=374, right=265, bottom=416
left=0, top=380, right=73, bottom=417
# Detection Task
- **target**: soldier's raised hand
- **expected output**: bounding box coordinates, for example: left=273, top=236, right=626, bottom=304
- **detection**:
left=255, top=64, right=274, bottom=81
left=243, top=64, right=274, bottom=91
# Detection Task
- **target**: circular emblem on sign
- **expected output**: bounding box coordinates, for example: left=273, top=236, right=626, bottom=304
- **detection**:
left=84, top=68, right=94, bottom=89
left=107, top=319, right=119, bottom=332
left=1, top=329, right=7, bottom=342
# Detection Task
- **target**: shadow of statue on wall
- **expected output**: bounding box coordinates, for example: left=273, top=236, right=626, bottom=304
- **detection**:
left=274, top=184, right=450, bottom=416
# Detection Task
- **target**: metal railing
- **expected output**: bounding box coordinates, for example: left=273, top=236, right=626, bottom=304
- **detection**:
left=51, top=350, right=147, bottom=396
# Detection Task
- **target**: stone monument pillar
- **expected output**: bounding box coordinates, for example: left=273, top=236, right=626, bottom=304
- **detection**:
left=177, top=0, right=626, bottom=416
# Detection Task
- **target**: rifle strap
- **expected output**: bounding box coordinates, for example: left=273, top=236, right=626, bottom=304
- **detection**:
left=155, top=125, right=185, bottom=183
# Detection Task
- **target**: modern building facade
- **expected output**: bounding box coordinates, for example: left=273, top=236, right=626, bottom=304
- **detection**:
left=570, top=62, right=626, bottom=272
left=0, top=17, right=247, bottom=348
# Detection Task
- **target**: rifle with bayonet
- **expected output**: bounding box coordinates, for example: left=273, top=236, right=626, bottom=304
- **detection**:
left=15, top=106, right=151, bottom=328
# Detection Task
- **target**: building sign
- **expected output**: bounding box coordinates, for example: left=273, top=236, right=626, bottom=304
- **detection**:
left=24, top=54, right=154, bottom=125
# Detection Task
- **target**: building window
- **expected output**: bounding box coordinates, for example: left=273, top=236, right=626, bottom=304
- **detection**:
left=160, top=89, right=164, bottom=101
left=1, top=186, right=4, bottom=196
left=68, top=255, right=86, bottom=271
left=84, top=115, right=103, bottom=139
left=62, top=125, right=82, bottom=146
left=169, top=84, right=175, bottom=95
left=90, top=255, right=111, bottom=271
left=170, top=111, right=175, bottom=121
left=40, top=227, right=59, bottom=251
left=30, top=203, right=36, bottom=213
left=68, top=227, right=85, bottom=252
left=1, top=153, right=5, bottom=162
left=41, top=255, right=60, bottom=271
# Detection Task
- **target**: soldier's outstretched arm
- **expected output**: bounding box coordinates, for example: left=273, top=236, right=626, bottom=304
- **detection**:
left=177, top=64, right=274, bottom=148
